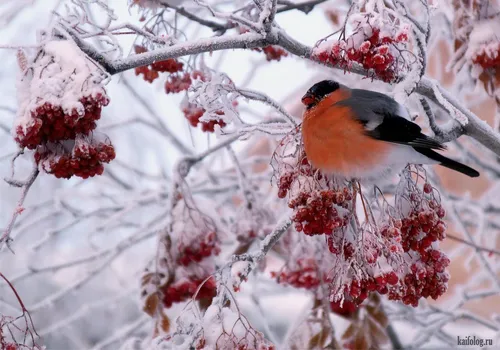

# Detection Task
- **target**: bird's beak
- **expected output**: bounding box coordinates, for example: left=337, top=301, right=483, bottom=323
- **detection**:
left=301, top=93, right=317, bottom=107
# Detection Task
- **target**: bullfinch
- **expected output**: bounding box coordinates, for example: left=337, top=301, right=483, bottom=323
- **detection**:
left=301, top=80, right=480, bottom=182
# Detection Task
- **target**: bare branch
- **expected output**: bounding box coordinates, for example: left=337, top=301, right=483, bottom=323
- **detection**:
left=1, top=166, right=39, bottom=252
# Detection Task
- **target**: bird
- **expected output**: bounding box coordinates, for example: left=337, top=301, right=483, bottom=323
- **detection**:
left=300, top=80, right=480, bottom=182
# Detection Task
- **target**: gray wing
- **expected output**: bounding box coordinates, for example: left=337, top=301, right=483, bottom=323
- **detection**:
left=338, top=89, right=406, bottom=129
left=335, top=89, right=446, bottom=150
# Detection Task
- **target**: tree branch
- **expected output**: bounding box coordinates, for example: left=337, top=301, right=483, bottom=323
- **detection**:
left=1, top=166, right=39, bottom=252
left=64, top=20, right=500, bottom=159
left=277, top=0, right=330, bottom=14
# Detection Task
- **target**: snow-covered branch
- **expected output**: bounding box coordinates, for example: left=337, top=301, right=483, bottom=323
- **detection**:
left=64, top=16, right=500, bottom=158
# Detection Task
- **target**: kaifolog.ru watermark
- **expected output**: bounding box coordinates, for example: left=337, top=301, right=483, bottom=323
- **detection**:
left=457, top=335, right=493, bottom=347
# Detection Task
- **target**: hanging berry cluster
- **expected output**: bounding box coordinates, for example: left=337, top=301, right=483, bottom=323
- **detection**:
left=278, top=157, right=353, bottom=236
left=34, top=135, right=115, bottom=179
left=14, top=40, right=115, bottom=179
left=134, top=45, right=203, bottom=94
left=272, top=130, right=451, bottom=312
left=134, top=45, right=185, bottom=85
left=163, top=303, right=276, bottom=350
left=252, top=46, right=288, bottom=61
left=271, top=258, right=322, bottom=290
left=182, top=102, right=227, bottom=133
left=237, top=26, right=288, bottom=62
left=141, top=192, right=220, bottom=314
left=315, top=15, right=410, bottom=82
left=471, top=43, right=500, bottom=70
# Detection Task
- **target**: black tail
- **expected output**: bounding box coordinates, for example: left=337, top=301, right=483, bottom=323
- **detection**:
left=414, top=147, right=480, bottom=178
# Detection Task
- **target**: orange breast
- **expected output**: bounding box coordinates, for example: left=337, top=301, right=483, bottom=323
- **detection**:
left=302, top=92, right=390, bottom=176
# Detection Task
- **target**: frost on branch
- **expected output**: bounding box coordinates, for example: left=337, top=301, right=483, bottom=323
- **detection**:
left=140, top=189, right=221, bottom=336
left=186, top=72, right=239, bottom=133
left=156, top=268, right=275, bottom=350
left=130, top=0, right=162, bottom=10
left=238, top=26, right=288, bottom=62
left=451, top=1, right=500, bottom=95
left=0, top=273, right=42, bottom=350
left=314, top=9, right=412, bottom=82
left=13, top=39, right=114, bottom=179
left=272, top=128, right=450, bottom=311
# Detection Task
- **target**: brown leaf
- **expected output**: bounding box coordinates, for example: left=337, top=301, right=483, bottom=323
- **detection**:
left=16, top=49, right=28, bottom=71
left=143, top=293, right=159, bottom=317
left=198, top=297, right=213, bottom=312
left=325, top=10, right=340, bottom=26
left=141, top=272, right=155, bottom=286
left=353, top=331, right=369, bottom=350
left=367, top=318, right=389, bottom=346
left=159, top=311, right=170, bottom=332
left=308, top=327, right=330, bottom=349
left=365, top=305, right=388, bottom=328
left=152, top=310, right=170, bottom=337
left=341, top=324, right=356, bottom=341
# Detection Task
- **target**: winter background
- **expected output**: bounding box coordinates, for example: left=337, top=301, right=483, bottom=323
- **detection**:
left=1, top=0, right=500, bottom=349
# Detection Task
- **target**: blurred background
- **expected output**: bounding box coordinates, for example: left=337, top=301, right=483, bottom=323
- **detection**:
left=1, top=0, right=500, bottom=349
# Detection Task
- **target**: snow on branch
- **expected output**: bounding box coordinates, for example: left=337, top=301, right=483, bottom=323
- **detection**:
left=54, top=1, right=500, bottom=158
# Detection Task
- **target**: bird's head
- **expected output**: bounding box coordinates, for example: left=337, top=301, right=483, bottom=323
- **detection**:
left=301, top=80, right=341, bottom=110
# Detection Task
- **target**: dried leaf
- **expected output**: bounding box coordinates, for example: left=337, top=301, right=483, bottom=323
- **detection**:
left=365, top=305, right=388, bottom=328
left=141, top=272, right=155, bottom=286
left=341, top=324, right=356, bottom=341
left=353, top=331, right=369, bottom=350
left=17, top=49, right=28, bottom=71
left=308, top=327, right=330, bottom=349
left=198, top=297, right=213, bottom=312
left=326, top=10, right=340, bottom=26
left=159, top=311, right=170, bottom=332
left=143, top=293, right=159, bottom=317
left=367, top=318, right=389, bottom=345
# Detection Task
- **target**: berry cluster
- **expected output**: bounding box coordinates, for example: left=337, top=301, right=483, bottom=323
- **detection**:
left=252, top=46, right=288, bottom=61
left=316, top=27, right=409, bottom=82
left=182, top=103, right=227, bottom=133
left=14, top=41, right=114, bottom=180
left=277, top=157, right=352, bottom=236
left=165, top=72, right=192, bottom=94
left=343, top=272, right=399, bottom=307
left=15, top=95, right=109, bottom=150
left=326, top=238, right=355, bottom=259
left=196, top=333, right=275, bottom=350
left=177, top=231, right=221, bottom=266
left=276, top=157, right=316, bottom=199
left=162, top=276, right=217, bottom=308
left=271, top=258, right=322, bottom=290
left=290, top=189, right=350, bottom=236
left=471, top=43, right=500, bottom=70
left=330, top=298, right=358, bottom=317
left=399, top=207, right=446, bottom=254
left=134, top=45, right=184, bottom=83
left=388, top=252, right=450, bottom=307
left=238, top=26, right=288, bottom=62
left=34, top=138, right=116, bottom=179
left=274, top=133, right=451, bottom=308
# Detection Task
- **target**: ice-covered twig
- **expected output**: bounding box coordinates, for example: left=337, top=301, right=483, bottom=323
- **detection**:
left=416, top=78, right=500, bottom=155
left=420, top=98, right=464, bottom=143
left=165, top=4, right=231, bottom=32
left=238, top=88, right=298, bottom=127
left=1, top=166, right=39, bottom=252
left=231, top=217, right=292, bottom=282
left=447, top=233, right=500, bottom=257
left=0, top=272, right=40, bottom=347
left=276, top=0, right=330, bottom=14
